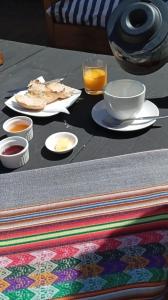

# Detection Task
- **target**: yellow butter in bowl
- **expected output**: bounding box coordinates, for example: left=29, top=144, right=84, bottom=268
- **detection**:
left=54, top=137, right=72, bottom=152
left=45, top=132, right=78, bottom=154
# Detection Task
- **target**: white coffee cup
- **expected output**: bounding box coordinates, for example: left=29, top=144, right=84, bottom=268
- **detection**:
left=104, top=79, right=146, bottom=120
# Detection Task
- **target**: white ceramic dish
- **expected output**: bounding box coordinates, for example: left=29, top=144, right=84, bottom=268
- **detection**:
left=0, top=136, right=29, bottom=169
left=91, top=100, right=159, bottom=132
left=104, top=79, right=146, bottom=120
left=5, top=89, right=81, bottom=117
left=3, top=116, right=33, bottom=141
left=45, top=132, right=78, bottom=154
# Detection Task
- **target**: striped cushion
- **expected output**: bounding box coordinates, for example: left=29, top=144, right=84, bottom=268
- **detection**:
left=49, top=0, right=121, bottom=28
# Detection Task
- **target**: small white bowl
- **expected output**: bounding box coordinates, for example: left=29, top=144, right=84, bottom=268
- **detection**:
left=0, top=136, right=29, bottom=169
left=45, top=132, right=78, bottom=154
left=3, top=116, right=33, bottom=141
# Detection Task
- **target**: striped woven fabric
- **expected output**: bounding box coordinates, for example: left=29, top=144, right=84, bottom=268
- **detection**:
left=0, top=184, right=167, bottom=299
left=50, top=0, right=121, bottom=28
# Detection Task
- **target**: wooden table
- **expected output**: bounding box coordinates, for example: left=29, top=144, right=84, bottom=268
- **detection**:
left=0, top=39, right=168, bottom=173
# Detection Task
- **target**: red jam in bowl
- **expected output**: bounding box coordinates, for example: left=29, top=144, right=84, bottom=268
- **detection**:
left=2, top=145, right=24, bottom=155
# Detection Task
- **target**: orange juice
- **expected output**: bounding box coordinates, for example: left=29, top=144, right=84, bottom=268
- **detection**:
left=83, top=67, right=107, bottom=95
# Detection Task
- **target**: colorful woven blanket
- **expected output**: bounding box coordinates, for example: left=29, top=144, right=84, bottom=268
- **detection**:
left=0, top=184, right=167, bottom=299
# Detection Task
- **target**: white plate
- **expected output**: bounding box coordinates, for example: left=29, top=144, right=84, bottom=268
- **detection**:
left=5, top=89, right=81, bottom=117
left=91, top=100, right=159, bottom=132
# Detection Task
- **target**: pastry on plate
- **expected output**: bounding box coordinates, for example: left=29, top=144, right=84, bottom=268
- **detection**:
left=28, top=80, right=73, bottom=103
left=15, top=78, right=74, bottom=111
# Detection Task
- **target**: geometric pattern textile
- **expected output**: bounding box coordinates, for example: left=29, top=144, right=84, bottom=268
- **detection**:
left=0, top=184, right=167, bottom=299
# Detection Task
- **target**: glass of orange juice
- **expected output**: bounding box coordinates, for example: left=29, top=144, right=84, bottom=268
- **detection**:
left=83, top=57, right=107, bottom=95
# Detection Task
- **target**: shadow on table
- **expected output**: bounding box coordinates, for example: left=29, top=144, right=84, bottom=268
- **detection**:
left=151, top=96, right=168, bottom=109
left=0, top=162, right=16, bottom=174
left=41, top=146, right=73, bottom=161
left=60, top=89, right=161, bottom=140
left=2, top=91, right=165, bottom=140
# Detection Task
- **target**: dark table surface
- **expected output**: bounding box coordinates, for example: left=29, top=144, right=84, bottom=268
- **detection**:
left=0, top=39, right=168, bottom=173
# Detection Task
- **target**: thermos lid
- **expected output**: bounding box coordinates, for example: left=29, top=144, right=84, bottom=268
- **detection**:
left=107, top=0, right=168, bottom=53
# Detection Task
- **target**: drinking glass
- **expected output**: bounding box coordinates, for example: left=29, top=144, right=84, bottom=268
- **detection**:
left=83, top=57, right=107, bottom=95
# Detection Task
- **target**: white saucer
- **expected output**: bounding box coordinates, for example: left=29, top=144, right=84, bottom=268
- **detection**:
left=91, top=100, right=159, bottom=132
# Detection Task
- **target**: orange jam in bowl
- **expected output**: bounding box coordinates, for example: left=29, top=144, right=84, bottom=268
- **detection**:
left=3, top=116, right=33, bottom=141
left=7, top=121, right=29, bottom=133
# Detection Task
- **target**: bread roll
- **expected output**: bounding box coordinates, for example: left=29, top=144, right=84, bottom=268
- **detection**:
left=15, top=78, right=74, bottom=111
left=15, top=94, right=47, bottom=111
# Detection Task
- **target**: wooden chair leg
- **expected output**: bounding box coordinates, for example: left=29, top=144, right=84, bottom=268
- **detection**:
left=0, top=51, right=4, bottom=65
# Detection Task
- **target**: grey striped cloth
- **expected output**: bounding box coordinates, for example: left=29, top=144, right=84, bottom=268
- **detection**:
left=48, top=0, right=121, bottom=28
